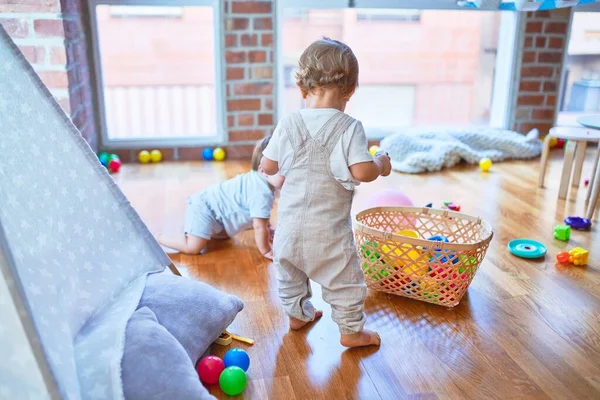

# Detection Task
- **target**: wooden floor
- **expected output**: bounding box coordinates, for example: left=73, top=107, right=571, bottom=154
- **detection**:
left=115, top=152, right=600, bottom=400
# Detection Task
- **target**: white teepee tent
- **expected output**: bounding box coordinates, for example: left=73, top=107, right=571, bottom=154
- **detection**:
left=0, top=25, right=173, bottom=399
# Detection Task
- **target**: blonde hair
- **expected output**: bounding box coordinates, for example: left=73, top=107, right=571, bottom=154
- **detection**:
left=251, top=136, right=271, bottom=171
left=295, top=37, right=359, bottom=98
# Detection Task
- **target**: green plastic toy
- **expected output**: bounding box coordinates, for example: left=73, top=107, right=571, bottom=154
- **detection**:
left=553, top=224, right=571, bottom=241
left=219, top=366, right=247, bottom=396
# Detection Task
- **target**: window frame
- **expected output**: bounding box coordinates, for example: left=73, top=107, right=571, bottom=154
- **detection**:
left=556, top=4, right=600, bottom=126
left=276, top=0, right=524, bottom=134
left=88, top=0, right=225, bottom=149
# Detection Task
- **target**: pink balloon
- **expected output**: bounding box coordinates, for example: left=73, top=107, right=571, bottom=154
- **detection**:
left=365, top=189, right=413, bottom=209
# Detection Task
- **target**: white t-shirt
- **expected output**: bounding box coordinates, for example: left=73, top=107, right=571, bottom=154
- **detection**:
left=263, top=109, right=373, bottom=190
left=203, top=170, right=274, bottom=236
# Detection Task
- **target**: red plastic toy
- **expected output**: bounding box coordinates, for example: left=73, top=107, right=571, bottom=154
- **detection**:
left=197, top=355, right=225, bottom=385
left=108, top=158, right=122, bottom=173
left=556, top=251, right=570, bottom=264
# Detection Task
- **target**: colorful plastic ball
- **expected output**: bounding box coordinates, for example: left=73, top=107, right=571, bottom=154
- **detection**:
left=549, top=136, right=558, bottom=148
left=213, top=147, right=226, bottom=161
left=223, top=348, right=250, bottom=372
left=219, top=366, right=247, bottom=396
left=98, top=152, right=110, bottom=167
left=369, top=145, right=380, bottom=157
left=108, top=158, right=122, bottom=173
left=109, top=153, right=120, bottom=161
left=150, top=149, right=162, bottom=163
left=479, top=158, right=492, bottom=172
left=556, top=251, right=570, bottom=264
left=365, top=189, right=413, bottom=209
left=196, top=356, right=225, bottom=385
left=138, top=150, right=151, bottom=164
left=202, top=148, right=214, bottom=161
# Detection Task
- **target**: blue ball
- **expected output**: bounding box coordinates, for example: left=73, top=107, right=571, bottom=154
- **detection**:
left=202, top=148, right=214, bottom=161
left=223, top=348, right=250, bottom=372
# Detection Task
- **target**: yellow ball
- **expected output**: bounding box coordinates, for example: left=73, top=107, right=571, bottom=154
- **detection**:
left=549, top=136, right=558, bottom=148
left=138, top=150, right=150, bottom=164
left=150, top=149, right=162, bottom=163
left=369, top=145, right=380, bottom=157
left=479, top=158, right=492, bottom=172
left=213, top=147, right=226, bottom=161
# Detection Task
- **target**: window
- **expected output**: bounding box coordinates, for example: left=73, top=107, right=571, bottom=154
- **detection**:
left=89, top=1, right=223, bottom=147
left=557, top=12, right=600, bottom=126
left=278, top=5, right=518, bottom=137
left=356, top=9, right=421, bottom=22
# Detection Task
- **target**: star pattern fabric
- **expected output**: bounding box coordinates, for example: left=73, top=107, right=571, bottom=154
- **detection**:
left=0, top=30, right=169, bottom=399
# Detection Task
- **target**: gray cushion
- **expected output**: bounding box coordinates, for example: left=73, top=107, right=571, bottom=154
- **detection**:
left=121, top=307, right=215, bottom=400
left=138, top=273, right=244, bottom=363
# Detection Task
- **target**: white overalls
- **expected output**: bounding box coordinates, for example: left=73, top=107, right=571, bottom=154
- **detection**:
left=273, top=111, right=367, bottom=334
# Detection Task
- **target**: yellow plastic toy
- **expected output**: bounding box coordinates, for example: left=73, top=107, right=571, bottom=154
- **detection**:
left=380, top=230, right=427, bottom=276
left=568, top=247, right=589, bottom=266
left=213, top=147, right=226, bottom=161
left=369, top=145, right=380, bottom=157
left=150, top=149, right=163, bottom=163
left=138, top=150, right=150, bottom=164
left=479, top=158, right=492, bottom=172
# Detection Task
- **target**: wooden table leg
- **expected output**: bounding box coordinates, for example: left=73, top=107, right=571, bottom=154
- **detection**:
left=559, top=140, right=577, bottom=200
left=586, top=144, right=600, bottom=220
left=538, top=134, right=552, bottom=188
left=572, top=140, right=587, bottom=188
left=586, top=142, right=600, bottom=202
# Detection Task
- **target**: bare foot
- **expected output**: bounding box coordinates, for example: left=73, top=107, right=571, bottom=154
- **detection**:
left=340, top=329, right=381, bottom=348
left=289, top=310, right=323, bottom=330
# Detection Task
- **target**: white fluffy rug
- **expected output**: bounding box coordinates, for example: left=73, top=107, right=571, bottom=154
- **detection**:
left=377, top=127, right=542, bottom=174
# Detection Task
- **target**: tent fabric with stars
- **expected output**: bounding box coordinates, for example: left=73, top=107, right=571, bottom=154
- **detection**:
left=0, top=26, right=173, bottom=399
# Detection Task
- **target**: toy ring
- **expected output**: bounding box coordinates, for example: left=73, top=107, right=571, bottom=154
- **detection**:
left=507, top=239, right=547, bottom=259
left=564, top=216, right=591, bottom=230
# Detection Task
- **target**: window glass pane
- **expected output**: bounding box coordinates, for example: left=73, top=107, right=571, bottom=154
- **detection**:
left=557, top=12, right=600, bottom=126
left=96, top=5, right=217, bottom=140
left=281, top=9, right=502, bottom=136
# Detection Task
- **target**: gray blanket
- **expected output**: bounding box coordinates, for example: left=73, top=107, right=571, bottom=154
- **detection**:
left=377, top=127, right=542, bottom=173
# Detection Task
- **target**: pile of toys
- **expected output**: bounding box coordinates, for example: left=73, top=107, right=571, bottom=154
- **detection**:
left=197, top=348, right=250, bottom=396
left=97, top=152, right=121, bottom=173
left=137, top=149, right=163, bottom=164
left=508, top=216, right=591, bottom=266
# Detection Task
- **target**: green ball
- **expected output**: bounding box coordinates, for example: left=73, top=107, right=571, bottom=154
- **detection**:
left=219, top=366, right=247, bottom=396
left=98, top=152, right=110, bottom=167
left=109, top=153, right=120, bottom=161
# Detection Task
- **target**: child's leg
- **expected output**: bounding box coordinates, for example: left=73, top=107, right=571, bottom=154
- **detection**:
left=318, top=255, right=380, bottom=348
left=157, top=233, right=208, bottom=255
left=276, top=258, right=321, bottom=330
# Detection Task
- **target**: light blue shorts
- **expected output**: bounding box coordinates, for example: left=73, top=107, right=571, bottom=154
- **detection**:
left=183, top=193, right=226, bottom=240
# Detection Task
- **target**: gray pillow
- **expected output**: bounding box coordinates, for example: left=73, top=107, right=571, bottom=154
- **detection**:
left=139, top=273, right=244, bottom=363
left=122, top=307, right=215, bottom=400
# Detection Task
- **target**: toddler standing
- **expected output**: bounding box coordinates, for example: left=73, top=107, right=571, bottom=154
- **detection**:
left=260, top=38, right=391, bottom=347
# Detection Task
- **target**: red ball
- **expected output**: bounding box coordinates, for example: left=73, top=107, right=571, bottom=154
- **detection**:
left=197, top=356, right=225, bottom=385
left=108, top=158, right=121, bottom=173
left=556, top=251, right=570, bottom=264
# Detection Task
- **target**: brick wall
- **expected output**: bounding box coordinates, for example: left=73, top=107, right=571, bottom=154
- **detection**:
left=513, top=9, right=571, bottom=135
left=0, top=0, right=98, bottom=151
left=222, top=0, right=275, bottom=157
left=0, top=1, right=70, bottom=112
left=61, top=0, right=97, bottom=150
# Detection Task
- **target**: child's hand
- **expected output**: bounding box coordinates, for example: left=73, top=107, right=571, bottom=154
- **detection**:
left=375, top=152, right=391, bottom=176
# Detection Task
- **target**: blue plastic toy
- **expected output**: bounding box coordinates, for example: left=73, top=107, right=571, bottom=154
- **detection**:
left=202, top=148, right=214, bottom=161
left=564, top=216, right=591, bottom=230
left=507, top=238, right=547, bottom=259
left=223, top=348, right=250, bottom=372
